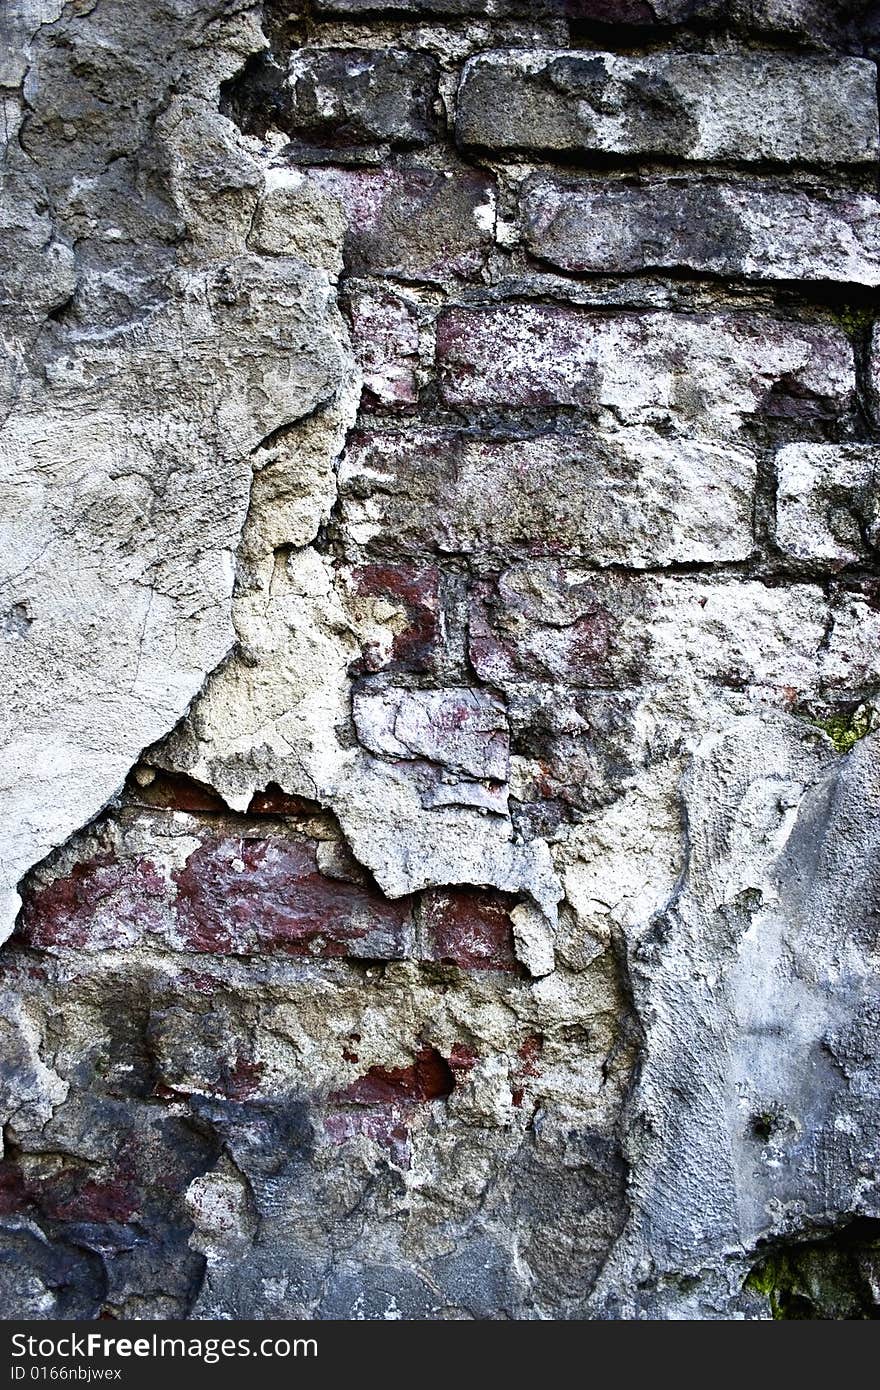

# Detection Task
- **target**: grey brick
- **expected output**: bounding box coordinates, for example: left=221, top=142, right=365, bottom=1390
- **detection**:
left=436, top=306, right=855, bottom=434
left=521, top=176, right=880, bottom=286
left=457, top=50, right=879, bottom=165
left=775, top=444, right=879, bottom=566
left=286, top=48, right=440, bottom=153
left=338, top=427, right=756, bottom=564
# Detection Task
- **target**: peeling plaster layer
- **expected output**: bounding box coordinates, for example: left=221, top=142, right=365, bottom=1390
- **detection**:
left=0, top=0, right=353, bottom=934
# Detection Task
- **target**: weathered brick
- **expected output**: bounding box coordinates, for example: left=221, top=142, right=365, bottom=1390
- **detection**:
left=868, top=321, right=880, bottom=428
left=353, top=687, right=509, bottom=781
left=456, top=51, right=879, bottom=166
left=507, top=688, right=640, bottom=819
left=348, top=286, right=419, bottom=406
left=303, top=167, right=495, bottom=281
left=127, top=769, right=229, bottom=814
left=471, top=564, right=880, bottom=704
left=331, top=1047, right=454, bottom=1105
left=775, top=444, right=878, bottom=567
left=521, top=176, right=880, bottom=286
left=312, top=0, right=869, bottom=38
left=173, top=835, right=411, bottom=958
left=286, top=49, right=440, bottom=153
left=326, top=1046, right=455, bottom=1167
left=436, top=306, right=854, bottom=435
left=309, top=0, right=731, bottom=20
left=469, top=564, right=650, bottom=688
left=22, top=831, right=415, bottom=960
left=342, top=563, right=442, bottom=672
left=420, top=887, right=519, bottom=972
left=338, top=427, right=756, bottom=564
left=18, top=853, right=168, bottom=950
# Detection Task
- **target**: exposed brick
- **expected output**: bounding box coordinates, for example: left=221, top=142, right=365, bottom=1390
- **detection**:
left=349, top=286, right=419, bottom=407
left=303, top=167, right=495, bottom=281
left=173, top=835, right=411, bottom=958
left=127, top=770, right=228, bottom=814
left=311, top=0, right=869, bottom=39
left=246, top=785, right=323, bottom=816
left=507, top=688, right=640, bottom=818
left=436, top=306, right=854, bottom=434
left=420, top=887, right=519, bottom=971
left=18, top=854, right=169, bottom=950
left=285, top=49, right=440, bottom=155
left=869, top=321, right=880, bottom=428
left=775, top=444, right=878, bottom=567
left=332, top=1047, right=455, bottom=1105
left=469, top=564, right=650, bottom=688
left=313, top=0, right=677, bottom=15
left=323, top=1107, right=413, bottom=1166
left=343, top=562, right=442, bottom=672
left=338, top=427, right=756, bottom=564
left=448, top=1043, right=478, bottom=1071
left=326, top=1047, right=455, bottom=1167
left=521, top=176, right=880, bottom=286
left=456, top=51, right=879, bottom=165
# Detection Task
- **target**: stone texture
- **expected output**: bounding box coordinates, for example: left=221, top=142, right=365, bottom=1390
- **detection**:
left=869, top=320, right=880, bottom=428
left=521, top=177, right=880, bottom=285
left=3, top=0, right=880, bottom=1328
left=593, top=718, right=880, bottom=1317
left=457, top=51, right=880, bottom=165
left=353, top=687, right=510, bottom=781
left=348, top=285, right=420, bottom=406
left=310, top=0, right=874, bottom=38
left=341, top=562, right=442, bottom=673
left=284, top=48, right=440, bottom=155
left=437, top=306, right=854, bottom=434
left=303, top=167, right=496, bottom=281
left=0, top=1, right=352, bottom=938
left=338, top=427, right=757, bottom=563
left=776, top=443, right=879, bottom=566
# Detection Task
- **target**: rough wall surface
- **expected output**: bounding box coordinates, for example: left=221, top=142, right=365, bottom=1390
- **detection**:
left=1, top=0, right=879, bottom=1320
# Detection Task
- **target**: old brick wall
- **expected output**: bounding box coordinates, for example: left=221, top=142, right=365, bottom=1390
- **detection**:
left=2, top=0, right=880, bottom=1320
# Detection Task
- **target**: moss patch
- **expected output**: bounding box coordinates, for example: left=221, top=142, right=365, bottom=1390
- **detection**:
left=746, top=1220, right=880, bottom=1319
left=830, top=306, right=876, bottom=341
left=808, top=703, right=876, bottom=754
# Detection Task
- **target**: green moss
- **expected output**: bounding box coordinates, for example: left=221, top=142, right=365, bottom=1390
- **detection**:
left=746, top=1252, right=802, bottom=1319
left=808, top=704, right=875, bottom=754
left=746, top=1222, right=880, bottom=1320
left=831, top=306, right=876, bottom=341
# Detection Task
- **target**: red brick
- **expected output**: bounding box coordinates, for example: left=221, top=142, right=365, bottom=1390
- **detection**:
left=128, top=770, right=227, bottom=814
left=325, top=1046, right=455, bottom=1168
left=449, top=1043, right=478, bottom=1072
left=18, top=854, right=168, bottom=950
left=332, top=1047, right=454, bottom=1105
left=420, top=888, right=519, bottom=972
left=246, top=784, right=321, bottom=816
left=324, top=1107, right=412, bottom=1168
left=345, top=562, right=441, bottom=672
left=173, top=835, right=411, bottom=959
